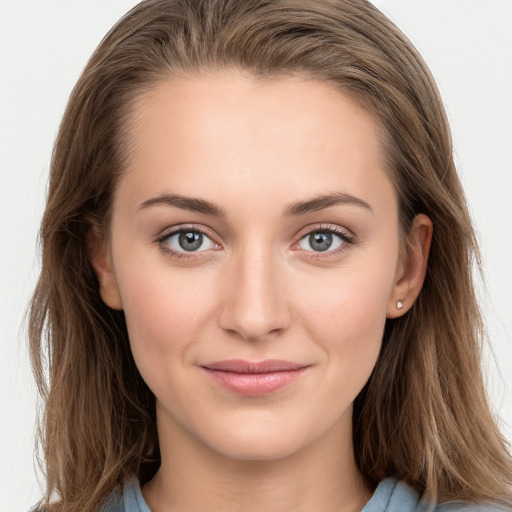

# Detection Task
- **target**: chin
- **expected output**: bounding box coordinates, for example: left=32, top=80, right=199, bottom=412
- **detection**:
left=214, top=438, right=304, bottom=462
left=201, top=420, right=318, bottom=463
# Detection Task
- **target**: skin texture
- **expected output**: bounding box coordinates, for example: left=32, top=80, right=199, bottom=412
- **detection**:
left=90, top=71, right=432, bottom=512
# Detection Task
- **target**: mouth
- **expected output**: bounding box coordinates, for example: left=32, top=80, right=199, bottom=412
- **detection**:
left=201, top=359, right=311, bottom=396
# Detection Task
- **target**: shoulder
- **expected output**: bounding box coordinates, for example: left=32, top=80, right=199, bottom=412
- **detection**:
left=101, top=478, right=151, bottom=512
left=363, top=478, right=509, bottom=512
left=436, top=502, right=509, bottom=512
left=100, top=476, right=508, bottom=512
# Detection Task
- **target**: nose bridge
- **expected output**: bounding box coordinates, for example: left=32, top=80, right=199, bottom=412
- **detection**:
left=218, top=239, right=290, bottom=341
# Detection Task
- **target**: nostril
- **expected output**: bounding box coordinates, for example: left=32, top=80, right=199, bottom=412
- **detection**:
left=216, top=256, right=292, bottom=340
left=221, top=322, right=286, bottom=343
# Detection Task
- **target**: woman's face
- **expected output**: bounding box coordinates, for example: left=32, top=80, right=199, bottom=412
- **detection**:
left=96, top=71, right=415, bottom=461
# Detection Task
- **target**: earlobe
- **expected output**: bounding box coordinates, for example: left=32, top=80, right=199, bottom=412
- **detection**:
left=86, top=226, right=123, bottom=311
left=387, top=214, right=433, bottom=319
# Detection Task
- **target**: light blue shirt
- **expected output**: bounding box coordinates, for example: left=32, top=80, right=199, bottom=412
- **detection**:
left=102, top=477, right=506, bottom=511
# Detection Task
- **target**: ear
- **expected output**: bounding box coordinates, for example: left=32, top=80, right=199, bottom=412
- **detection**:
left=86, top=225, right=123, bottom=311
left=387, top=214, right=433, bottom=318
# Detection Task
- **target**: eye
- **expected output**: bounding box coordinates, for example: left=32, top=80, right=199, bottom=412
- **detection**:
left=160, top=228, right=218, bottom=254
left=297, top=227, right=352, bottom=254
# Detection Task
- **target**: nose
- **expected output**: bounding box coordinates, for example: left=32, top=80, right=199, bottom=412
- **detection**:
left=217, top=244, right=291, bottom=342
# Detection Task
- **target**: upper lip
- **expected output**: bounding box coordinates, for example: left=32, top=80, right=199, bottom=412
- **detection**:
left=202, top=359, right=309, bottom=373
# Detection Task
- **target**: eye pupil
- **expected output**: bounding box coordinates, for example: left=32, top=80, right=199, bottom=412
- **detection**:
left=309, top=232, right=332, bottom=252
left=179, top=231, right=203, bottom=251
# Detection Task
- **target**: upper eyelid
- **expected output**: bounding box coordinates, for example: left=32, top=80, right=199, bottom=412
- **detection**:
left=294, top=223, right=354, bottom=242
left=158, top=224, right=219, bottom=242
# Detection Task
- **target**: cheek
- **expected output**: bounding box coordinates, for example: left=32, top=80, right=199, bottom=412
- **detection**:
left=295, top=256, right=397, bottom=384
left=116, top=259, right=218, bottom=377
left=300, top=257, right=394, bottom=335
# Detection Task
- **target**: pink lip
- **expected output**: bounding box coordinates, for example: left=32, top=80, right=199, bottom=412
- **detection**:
left=201, top=359, right=310, bottom=396
left=204, top=359, right=307, bottom=373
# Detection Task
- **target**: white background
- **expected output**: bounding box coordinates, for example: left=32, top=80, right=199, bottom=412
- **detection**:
left=1, top=1, right=511, bottom=510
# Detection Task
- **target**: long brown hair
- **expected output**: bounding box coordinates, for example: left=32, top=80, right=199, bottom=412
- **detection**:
left=29, top=0, right=512, bottom=510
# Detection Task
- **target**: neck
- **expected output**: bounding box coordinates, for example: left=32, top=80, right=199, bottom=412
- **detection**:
left=143, top=404, right=372, bottom=512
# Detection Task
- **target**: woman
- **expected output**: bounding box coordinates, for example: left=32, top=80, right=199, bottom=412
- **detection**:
left=29, top=0, right=512, bottom=510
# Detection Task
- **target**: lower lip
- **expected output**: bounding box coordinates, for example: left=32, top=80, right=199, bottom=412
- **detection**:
left=202, top=368, right=308, bottom=396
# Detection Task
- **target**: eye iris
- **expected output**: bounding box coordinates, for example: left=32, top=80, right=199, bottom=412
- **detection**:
left=178, top=231, right=203, bottom=251
left=309, top=232, right=332, bottom=251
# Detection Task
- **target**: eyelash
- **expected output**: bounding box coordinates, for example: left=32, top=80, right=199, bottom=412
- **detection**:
left=156, top=223, right=355, bottom=261
left=295, top=224, right=355, bottom=260
left=156, top=224, right=220, bottom=261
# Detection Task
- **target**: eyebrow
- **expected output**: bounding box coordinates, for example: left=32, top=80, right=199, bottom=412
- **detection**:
left=283, top=192, right=373, bottom=216
left=138, top=194, right=227, bottom=216
left=138, top=192, right=373, bottom=217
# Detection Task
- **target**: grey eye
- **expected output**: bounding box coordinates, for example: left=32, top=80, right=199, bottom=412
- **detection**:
left=298, top=231, right=343, bottom=252
left=166, top=230, right=216, bottom=252
left=179, top=231, right=203, bottom=251
left=310, top=232, right=332, bottom=251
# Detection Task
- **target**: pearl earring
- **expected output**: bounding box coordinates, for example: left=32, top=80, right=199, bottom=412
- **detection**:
left=396, top=300, right=404, bottom=310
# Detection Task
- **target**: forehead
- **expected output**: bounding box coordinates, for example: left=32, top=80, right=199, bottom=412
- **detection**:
left=117, top=70, right=395, bottom=217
